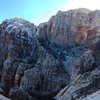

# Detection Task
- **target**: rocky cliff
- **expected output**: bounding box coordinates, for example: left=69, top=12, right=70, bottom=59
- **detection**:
left=0, top=8, right=100, bottom=100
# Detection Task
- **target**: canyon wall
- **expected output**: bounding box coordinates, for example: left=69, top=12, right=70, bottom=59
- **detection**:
left=0, top=8, right=100, bottom=100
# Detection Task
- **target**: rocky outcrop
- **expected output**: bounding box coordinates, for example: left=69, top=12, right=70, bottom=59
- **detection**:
left=71, top=50, right=96, bottom=81
left=56, top=67, right=100, bottom=100
left=0, top=8, right=100, bottom=100
left=82, top=90, right=100, bottom=100
left=9, top=87, right=32, bottom=100
left=0, top=18, right=38, bottom=95
left=0, top=94, right=10, bottom=100
left=20, top=46, right=69, bottom=98
left=37, top=8, right=100, bottom=49
left=55, top=45, right=100, bottom=100
left=0, top=18, right=69, bottom=99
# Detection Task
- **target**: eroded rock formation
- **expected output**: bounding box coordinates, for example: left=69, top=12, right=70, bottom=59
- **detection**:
left=0, top=8, right=100, bottom=100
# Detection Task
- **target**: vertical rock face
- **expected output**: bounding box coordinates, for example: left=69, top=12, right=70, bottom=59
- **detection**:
left=0, top=18, right=69, bottom=100
left=20, top=47, right=69, bottom=97
left=0, top=18, right=38, bottom=94
left=37, top=8, right=100, bottom=48
left=0, top=8, right=100, bottom=100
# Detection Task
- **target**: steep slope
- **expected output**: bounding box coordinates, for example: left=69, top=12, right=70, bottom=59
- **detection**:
left=0, top=8, right=100, bottom=100
left=82, top=90, right=100, bottom=100
left=37, top=8, right=100, bottom=49
left=0, top=94, right=10, bottom=100
left=0, top=18, right=69, bottom=100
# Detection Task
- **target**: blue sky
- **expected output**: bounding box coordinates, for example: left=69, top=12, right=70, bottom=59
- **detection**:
left=0, top=0, right=99, bottom=25
left=0, top=0, right=71, bottom=25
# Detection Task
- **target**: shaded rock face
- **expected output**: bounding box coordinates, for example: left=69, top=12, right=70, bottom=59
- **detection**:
left=56, top=67, right=100, bottom=100
left=0, top=18, right=69, bottom=100
left=0, top=8, right=100, bottom=100
left=0, top=18, right=38, bottom=94
left=82, top=90, right=100, bottom=100
left=9, top=87, right=32, bottom=100
left=20, top=47, right=69, bottom=97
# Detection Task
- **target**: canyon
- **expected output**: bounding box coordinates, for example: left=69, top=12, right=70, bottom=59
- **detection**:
left=0, top=8, right=100, bottom=100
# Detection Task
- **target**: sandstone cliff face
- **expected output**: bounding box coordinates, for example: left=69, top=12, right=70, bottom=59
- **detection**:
left=0, top=8, right=100, bottom=100
left=37, top=8, right=100, bottom=48
left=56, top=50, right=100, bottom=100
left=0, top=18, right=69, bottom=100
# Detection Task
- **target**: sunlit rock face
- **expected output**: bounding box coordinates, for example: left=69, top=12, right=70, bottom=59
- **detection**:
left=37, top=8, right=100, bottom=100
left=0, top=8, right=100, bottom=100
left=37, top=8, right=100, bottom=48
